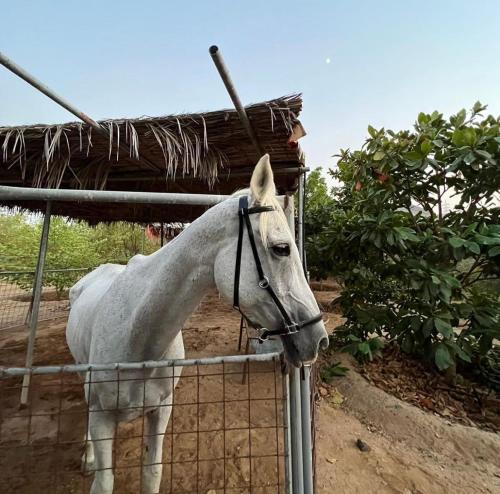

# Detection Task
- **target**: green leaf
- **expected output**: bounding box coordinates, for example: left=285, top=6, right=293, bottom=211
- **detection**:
left=368, top=125, right=377, bottom=138
left=448, top=237, right=466, bottom=248
left=435, top=343, right=453, bottom=371
left=394, top=226, right=419, bottom=242
left=488, top=246, right=500, bottom=257
left=434, top=318, right=453, bottom=338
left=418, top=112, right=429, bottom=125
left=455, top=109, right=466, bottom=126
left=373, top=150, right=386, bottom=161
left=452, top=128, right=476, bottom=147
left=358, top=341, right=373, bottom=360
left=404, top=151, right=422, bottom=161
left=475, top=149, right=492, bottom=160
left=450, top=343, right=472, bottom=363
left=472, top=101, right=486, bottom=114
left=420, top=140, right=431, bottom=155
left=463, top=127, right=477, bottom=146
left=475, top=234, right=500, bottom=245
left=465, top=241, right=480, bottom=255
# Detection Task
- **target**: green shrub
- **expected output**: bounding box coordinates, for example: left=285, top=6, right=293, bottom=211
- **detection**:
left=309, top=103, right=500, bottom=373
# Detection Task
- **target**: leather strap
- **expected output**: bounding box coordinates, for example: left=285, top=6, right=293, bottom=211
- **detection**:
left=232, top=195, right=322, bottom=342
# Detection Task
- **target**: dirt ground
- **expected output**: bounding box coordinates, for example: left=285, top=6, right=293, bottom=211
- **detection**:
left=0, top=293, right=285, bottom=494
left=1, top=284, right=499, bottom=493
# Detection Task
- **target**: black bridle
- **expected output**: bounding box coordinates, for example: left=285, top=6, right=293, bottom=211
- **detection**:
left=233, top=196, right=323, bottom=343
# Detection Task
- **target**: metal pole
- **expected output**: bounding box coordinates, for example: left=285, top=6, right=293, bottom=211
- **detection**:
left=209, top=45, right=265, bottom=158
left=283, top=373, right=293, bottom=494
left=0, top=51, right=160, bottom=172
left=283, top=196, right=295, bottom=494
left=300, top=367, right=314, bottom=494
left=298, top=172, right=305, bottom=266
left=290, top=368, right=304, bottom=494
left=4, top=352, right=282, bottom=377
left=297, top=171, right=315, bottom=493
left=284, top=197, right=304, bottom=494
left=0, top=185, right=230, bottom=206
left=20, top=201, right=52, bottom=406
left=0, top=51, right=100, bottom=129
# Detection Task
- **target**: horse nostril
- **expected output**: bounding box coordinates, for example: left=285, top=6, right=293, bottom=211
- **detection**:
left=319, top=336, right=329, bottom=351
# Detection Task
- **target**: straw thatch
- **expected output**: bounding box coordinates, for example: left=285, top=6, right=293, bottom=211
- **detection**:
left=0, top=95, right=305, bottom=223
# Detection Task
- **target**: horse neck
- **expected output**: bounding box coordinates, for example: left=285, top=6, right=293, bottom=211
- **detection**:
left=128, top=201, right=233, bottom=357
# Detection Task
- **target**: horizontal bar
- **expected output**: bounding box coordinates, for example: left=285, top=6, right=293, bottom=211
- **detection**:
left=0, top=352, right=281, bottom=377
left=0, top=268, right=91, bottom=276
left=0, top=185, right=230, bottom=206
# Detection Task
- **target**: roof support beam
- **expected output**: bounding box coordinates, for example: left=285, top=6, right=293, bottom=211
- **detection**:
left=0, top=51, right=159, bottom=172
left=209, top=46, right=265, bottom=158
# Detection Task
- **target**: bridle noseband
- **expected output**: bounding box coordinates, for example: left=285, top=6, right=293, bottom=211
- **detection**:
left=233, top=196, right=323, bottom=343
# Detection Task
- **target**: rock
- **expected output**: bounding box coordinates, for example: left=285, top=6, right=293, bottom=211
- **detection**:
left=356, top=438, right=371, bottom=452
left=319, top=386, right=328, bottom=397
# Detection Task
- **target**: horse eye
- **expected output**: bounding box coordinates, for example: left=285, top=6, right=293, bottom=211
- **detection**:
left=271, top=243, right=290, bottom=257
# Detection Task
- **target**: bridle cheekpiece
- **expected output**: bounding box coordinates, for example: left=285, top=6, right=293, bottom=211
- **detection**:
left=233, top=196, right=323, bottom=343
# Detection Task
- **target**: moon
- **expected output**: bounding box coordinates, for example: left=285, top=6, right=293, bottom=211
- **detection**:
left=325, top=58, right=331, bottom=64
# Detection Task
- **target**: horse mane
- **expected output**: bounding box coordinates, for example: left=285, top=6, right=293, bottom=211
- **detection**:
left=232, top=188, right=290, bottom=249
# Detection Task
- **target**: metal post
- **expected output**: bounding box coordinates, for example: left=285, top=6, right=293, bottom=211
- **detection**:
left=298, top=172, right=305, bottom=267
left=300, top=367, right=314, bottom=494
left=290, top=368, right=304, bottom=494
left=284, top=196, right=304, bottom=493
left=0, top=51, right=101, bottom=129
left=0, top=51, right=159, bottom=172
left=282, top=372, right=293, bottom=494
left=297, top=171, right=315, bottom=493
left=20, top=201, right=52, bottom=406
left=209, top=45, right=265, bottom=158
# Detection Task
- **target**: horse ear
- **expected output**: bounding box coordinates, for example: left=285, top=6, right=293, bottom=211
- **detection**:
left=250, top=154, right=275, bottom=204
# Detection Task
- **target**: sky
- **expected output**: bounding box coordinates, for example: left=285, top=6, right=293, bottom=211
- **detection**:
left=1, top=0, right=500, bottom=176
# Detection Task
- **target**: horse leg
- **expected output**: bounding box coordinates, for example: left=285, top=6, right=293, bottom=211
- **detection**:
left=88, top=409, right=116, bottom=494
left=81, top=429, right=95, bottom=474
left=81, top=371, right=96, bottom=474
left=142, top=396, right=173, bottom=494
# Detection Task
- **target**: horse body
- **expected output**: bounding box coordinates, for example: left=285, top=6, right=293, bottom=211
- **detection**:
left=66, top=155, right=328, bottom=494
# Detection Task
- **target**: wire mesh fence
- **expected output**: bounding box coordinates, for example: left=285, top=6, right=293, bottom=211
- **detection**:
left=0, top=269, right=92, bottom=330
left=0, top=354, right=289, bottom=494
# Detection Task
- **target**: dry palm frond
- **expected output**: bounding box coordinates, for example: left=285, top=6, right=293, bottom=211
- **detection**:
left=0, top=95, right=303, bottom=221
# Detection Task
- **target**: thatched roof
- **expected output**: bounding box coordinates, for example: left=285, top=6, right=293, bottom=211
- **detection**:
left=0, top=95, right=305, bottom=223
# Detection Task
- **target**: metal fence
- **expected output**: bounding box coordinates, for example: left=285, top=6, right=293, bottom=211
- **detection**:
left=0, top=186, right=317, bottom=493
left=0, top=269, right=91, bottom=330
left=0, top=354, right=289, bottom=494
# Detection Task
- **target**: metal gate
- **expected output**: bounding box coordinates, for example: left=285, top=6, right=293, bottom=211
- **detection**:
left=0, top=186, right=316, bottom=493
left=0, top=353, right=289, bottom=494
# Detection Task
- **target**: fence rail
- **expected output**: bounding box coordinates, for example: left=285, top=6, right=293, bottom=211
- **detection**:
left=0, top=353, right=289, bottom=494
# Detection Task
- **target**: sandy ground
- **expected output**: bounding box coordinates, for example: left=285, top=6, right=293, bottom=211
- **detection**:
left=315, top=353, right=500, bottom=494
left=1, top=285, right=499, bottom=493
left=0, top=293, right=285, bottom=494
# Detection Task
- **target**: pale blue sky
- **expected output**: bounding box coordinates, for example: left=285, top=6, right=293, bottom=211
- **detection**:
left=1, top=0, right=499, bottom=172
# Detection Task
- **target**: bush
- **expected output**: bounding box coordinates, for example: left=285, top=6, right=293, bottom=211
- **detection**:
left=0, top=213, right=160, bottom=295
left=309, top=103, right=500, bottom=373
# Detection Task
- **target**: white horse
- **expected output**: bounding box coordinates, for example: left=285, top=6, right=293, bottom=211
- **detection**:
left=66, top=154, right=328, bottom=494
